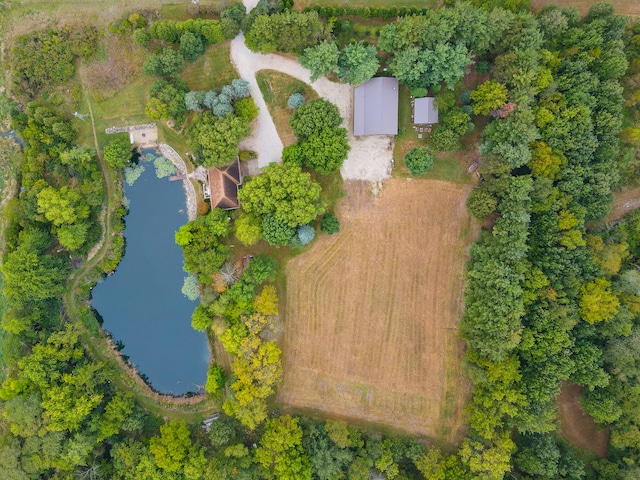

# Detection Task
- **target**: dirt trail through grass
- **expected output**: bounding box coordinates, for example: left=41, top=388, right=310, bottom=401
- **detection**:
left=279, top=179, right=479, bottom=444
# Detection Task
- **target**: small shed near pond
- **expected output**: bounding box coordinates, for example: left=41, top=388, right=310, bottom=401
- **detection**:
left=413, top=97, right=439, bottom=125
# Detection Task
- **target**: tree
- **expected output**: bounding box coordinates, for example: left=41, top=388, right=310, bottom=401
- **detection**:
left=133, top=28, right=150, bottom=45
left=191, top=304, right=213, bottom=331
left=142, top=48, right=185, bottom=77
left=297, top=225, right=315, bottom=245
left=262, top=214, right=296, bottom=246
left=189, top=112, right=250, bottom=167
left=579, top=278, right=619, bottom=324
left=245, top=11, right=325, bottom=54
left=179, top=32, right=205, bottom=61
left=234, top=213, right=262, bottom=246
left=298, top=127, right=349, bottom=174
left=300, top=41, right=340, bottom=82
left=289, top=99, right=342, bottom=139
left=467, top=187, right=497, bottom=219
left=239, top=163, right=324, bottom=227
left=404, top=147, right=434, bottom=176
left=471, top=81, right=508, bottom=115
left=149, top=420, right=192, bottom=472
left=255, top=416, right=312, bottom=480
left=321, top=213, right=340, bottom=234
left=36, top=186, right=89, bottom=227
left=205, top=364, right=225, bottom=395
left=103, top=137, right=133, bottom=169
left=185, top=91, right=205, bottom=112
left=338, top=42, right=379, bottom=86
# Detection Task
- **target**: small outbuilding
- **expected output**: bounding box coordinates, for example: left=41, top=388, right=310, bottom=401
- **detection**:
left=207, top=157, right=243, bottom=210
left=413, top=97, right=438, bottom=125
left=353, top=77, right=399, bottom=136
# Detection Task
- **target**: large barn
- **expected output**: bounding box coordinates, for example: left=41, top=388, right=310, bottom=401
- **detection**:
left=353, top=77, right=399, bottom=136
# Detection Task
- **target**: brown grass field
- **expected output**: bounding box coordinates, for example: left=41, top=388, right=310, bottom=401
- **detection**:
left=278, top=179, right=479, bottom=444
left=531, top=0, right=640, bottom=16
left=557, top=382, right=609, bottom=458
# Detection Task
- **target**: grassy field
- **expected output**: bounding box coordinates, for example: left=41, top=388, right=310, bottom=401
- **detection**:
left=255, top=69, right=320, bottom=146
left=278, top=178, right=479, bottom=444
left=531, top=0, right=640, bottom=15
left=557, top=382, right=609, bottom=458
left=182, top=42, right=238, bottom=92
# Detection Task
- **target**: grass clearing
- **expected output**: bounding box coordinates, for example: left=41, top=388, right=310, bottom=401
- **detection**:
left=278, top=179, right=479, bottom=444
left=393, top=86, right=473, bottom=184
left=182, top=42, right=237, bottom=92
left=255, top=69, right=320, bottom=146
left=557, top=382, right=609, bottom=458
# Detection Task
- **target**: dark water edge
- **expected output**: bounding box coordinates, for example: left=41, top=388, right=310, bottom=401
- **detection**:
left=91, top=152, right=208, bottom=394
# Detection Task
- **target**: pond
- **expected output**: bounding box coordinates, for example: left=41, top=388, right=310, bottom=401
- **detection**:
left=91, top=150, right=208, bottom=395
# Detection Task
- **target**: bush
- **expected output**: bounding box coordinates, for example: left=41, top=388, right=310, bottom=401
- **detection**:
left=133, top=28, right=150, bottom=46
left=430, top=128, right=459, bottom=152
left=234, top=97, right=259, bottom=121
left=404, top=147, right=434, bottom=176
left=287, top=92, right=305, bottom=110
left=321, top=213, right=340, bottom=234
left=411, top=88, right=427, bottom=98
left=239, top=150, right=256, bottom=161
left=282, top=144, right=303, bottom=166
left=297, top=224, right=315, bottom=245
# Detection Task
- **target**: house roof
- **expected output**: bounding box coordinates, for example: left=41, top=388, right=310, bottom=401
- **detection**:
left=353, top=77, right=399, bottom=136
left=208, top=157, right=243, bottom=210
left=413, top=97, right=438, bottom=124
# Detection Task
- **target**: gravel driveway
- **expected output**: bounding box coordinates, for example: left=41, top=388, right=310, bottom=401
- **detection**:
left=230, top=30, right=393, bottom=182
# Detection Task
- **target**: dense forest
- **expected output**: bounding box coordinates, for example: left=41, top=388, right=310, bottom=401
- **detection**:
left=1, top=0, right=640, bottom=479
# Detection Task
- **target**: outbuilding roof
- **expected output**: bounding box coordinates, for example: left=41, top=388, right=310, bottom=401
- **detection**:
left=208, top=157, right=243, bottom=210
left=353, top=77, right=399, bottom=136
left=413, top=97, right=439, bottom=125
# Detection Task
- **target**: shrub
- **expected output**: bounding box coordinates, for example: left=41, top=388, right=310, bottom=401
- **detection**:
left=430, top=127, right=459, bottom=152
left=262, top=214, right=295, bottom=246
left=287, top=92, right=305, bottom=110
left=321, top=213, right=340, bottom=234
left=282, top=144, right=303, bottom=166
left=404, top=147, right=434, bottom=176
left=411, top=88, right=427, bottom=98
left=239, top=150, right=256, bottom=161
left=297, top=224, right=315, bottom=245
left=133, top=28, right=150, bottom=46
left=234, top=97, right=259, bottom=121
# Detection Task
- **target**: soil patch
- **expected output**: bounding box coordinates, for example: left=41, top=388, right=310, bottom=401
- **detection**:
left=557, top=382, right=609, bottom=458
left=278, top=178, right=479, bottom=444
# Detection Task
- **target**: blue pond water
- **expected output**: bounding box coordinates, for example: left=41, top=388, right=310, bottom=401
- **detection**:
left=91, top=154, right=208, bottom=394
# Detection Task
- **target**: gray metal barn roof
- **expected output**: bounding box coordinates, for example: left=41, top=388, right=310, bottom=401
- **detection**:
left=413, top=97, right=438, bottom=124
left=353, top=77, right=399, bottom=136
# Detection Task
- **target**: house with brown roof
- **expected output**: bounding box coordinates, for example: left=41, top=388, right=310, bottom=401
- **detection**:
left=207, top=157, right=243, bottom=210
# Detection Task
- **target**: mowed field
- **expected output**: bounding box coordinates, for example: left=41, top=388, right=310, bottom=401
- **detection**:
left=278, top=179, right=479, bottom=444
left=531, top=0, right=640, bottom=16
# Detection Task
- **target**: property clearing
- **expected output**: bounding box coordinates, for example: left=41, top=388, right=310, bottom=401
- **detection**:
left=557, top=382, right=609, bottom=458
left=278, top=179, right=479, bottom=444
left=531, top=0, right=640, bottom=16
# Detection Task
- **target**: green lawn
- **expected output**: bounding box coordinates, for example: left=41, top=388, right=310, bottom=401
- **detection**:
left=182, top=42, right=238, bottom=92
left=255, top=69, right=319, bottom=146
left=393, top=85, right=473, bottom=185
